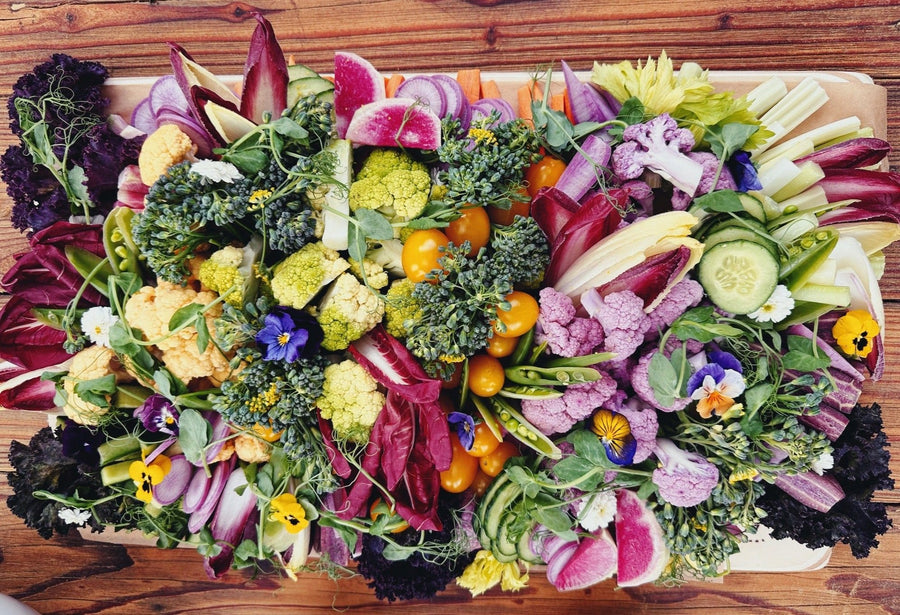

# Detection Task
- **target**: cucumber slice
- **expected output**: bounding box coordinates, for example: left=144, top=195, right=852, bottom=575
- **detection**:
left=287, top=76, right=335, bottom=108
left=738, top=192, right=768, bottom=223
left=703, top=226, right=778, bottom=257
left=287, top=63, right=319, bottom=80
left=698, top=240, right=779, bottom=314
left=481, top=481, right=523, bottom=543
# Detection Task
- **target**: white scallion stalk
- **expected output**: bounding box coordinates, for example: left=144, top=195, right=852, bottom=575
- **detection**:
left=752, top=78, right=829, bottom=157
left=771, top=161, right=825, bottom=202
left=773, top=185, right=829, bottom=216
left=746, top=77, right=788, bottom=116
left=770, top=212, right=818, bottom=243
left=756, top=157, right=801, bottom=197
left=805, top=258, right=838, bottom=285
left=757, top=116, right=862, bottom=166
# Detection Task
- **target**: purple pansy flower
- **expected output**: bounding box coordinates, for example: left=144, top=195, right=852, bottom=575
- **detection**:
left=686, top=350, right=745, bottom=419
left=255, top=309, right=322, bottom=362
left=448, top=412, right=476, bottom=451
left=134, top=394, right=180, bottom=435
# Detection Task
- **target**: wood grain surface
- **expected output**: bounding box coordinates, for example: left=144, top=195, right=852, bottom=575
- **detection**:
left=0, top=1, right=899, bottom=613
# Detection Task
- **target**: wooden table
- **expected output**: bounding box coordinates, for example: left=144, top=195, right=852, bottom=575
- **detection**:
left=0, top=1, right=899, bottom=613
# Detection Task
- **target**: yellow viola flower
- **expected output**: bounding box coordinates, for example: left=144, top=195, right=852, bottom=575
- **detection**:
left=832, top=309, right=880, bottom=359
left=128, top=454, right=172, bottom=504
left=269, top=492, right=309, bottom=534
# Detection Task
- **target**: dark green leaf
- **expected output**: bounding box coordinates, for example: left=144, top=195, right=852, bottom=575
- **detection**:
left=169, top=303, right=204, bottom=332
left=782, top=349, right=830, bottom=372
left=271, top=117, right=308, bottom=139
left=705, top=122, right=759, bottom=159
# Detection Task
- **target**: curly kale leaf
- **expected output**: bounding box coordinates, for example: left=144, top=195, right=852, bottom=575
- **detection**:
left=7, top=425, right=117, bottom=539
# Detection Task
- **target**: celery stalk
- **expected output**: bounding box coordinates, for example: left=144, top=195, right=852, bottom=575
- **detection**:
left=752, top=78, right=829, bottom=157
left=746, top=77, right=788, bottom=116
left=756, top=157, right=801, bottom=196
left=757, top=116, right=861, bottom=166
left=771, top=161, right=825, bottom=201
left=101, top=459, right=134, bottom=486
left=791, top=282, right=851, bottom=307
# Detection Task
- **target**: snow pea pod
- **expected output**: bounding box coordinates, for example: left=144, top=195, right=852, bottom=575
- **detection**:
left=779, top=228, right=837, bottom=291
left=497, top=384, right=564, bottom=400
left=486, top=395, right=562, bottom=459
left=103, top=206, right=141, bottom=274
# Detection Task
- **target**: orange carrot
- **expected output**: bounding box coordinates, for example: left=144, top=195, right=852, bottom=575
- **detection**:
left=456, top=68, right=482, bottom=103
left=385, top=73, right=405, bottom=97
left=480, top=79, right=501, bottom=99
left=517, top=81, right=543, bottom=124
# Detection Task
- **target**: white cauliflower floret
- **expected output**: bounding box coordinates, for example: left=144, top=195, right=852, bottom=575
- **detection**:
left=63, top=345, right=132, bottom=425
left=124, top=280, right=231, bottom=384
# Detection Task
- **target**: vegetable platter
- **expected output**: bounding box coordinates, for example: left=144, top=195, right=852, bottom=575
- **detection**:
left=0, top=12, right=894, bottom=602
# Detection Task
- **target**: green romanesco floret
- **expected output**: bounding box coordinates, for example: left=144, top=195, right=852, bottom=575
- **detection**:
left=315, top=272, right=385, bottom=351
left=270, top=242, right=350, bottom=310
left=384, top=278, right=423, bottom=339
left=348, top=148, right=432, bottom=222
left=317, top=359, right=385, bottom=444
left=198, top=237, right=262, bottom=307
left=349, top=256, right=389, bottom=290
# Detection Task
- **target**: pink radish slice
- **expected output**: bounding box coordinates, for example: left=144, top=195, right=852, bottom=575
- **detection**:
left=544, top=541, right=578, bottom=586
left=149, top=75, right=190, bottom=117
left=345, top=98, right=442, bottom=149
left=130, top=98, right=157, bottom=134
left=470, top=98, right=515, bottom=125
left=334, top=51, right=385, bottom=139
left=181, top=463, right=212, bottom=513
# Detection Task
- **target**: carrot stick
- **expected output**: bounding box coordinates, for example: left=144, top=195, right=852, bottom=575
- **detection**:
left=456, top=68, right=482, bottom=103
left=384, top=73, right=405, bottom=97
left=517, top=81, right=543, bottom=124
left=550, top=91, right=566, bottom=113
left=480, top=79, right=501, bottom=99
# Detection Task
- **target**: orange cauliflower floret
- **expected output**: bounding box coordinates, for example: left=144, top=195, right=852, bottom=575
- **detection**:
left=124, top=280, right=231, bottom=384
left=63, top=345, right=133, bottom=425
left=138, top=124, right=198, bottom=186
left=234, top=432, right=272, bottom=463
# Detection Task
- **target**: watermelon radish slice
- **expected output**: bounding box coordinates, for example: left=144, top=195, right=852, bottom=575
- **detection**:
left=345, top=98, right=442, bottom=149
left=394, top=76, right=448, bottom=118
left=334, top=51, right=385, bottom=139
left=614, top=489, right=669, bottom=587
left=552, top=529, right=618, bottom=591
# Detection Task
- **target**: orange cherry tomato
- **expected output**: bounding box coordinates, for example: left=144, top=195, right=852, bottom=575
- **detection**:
left=493, top=291, right=540, bottom=338
left=525, top=156, right=567, bottom=197
left=487, top=189, right=531, bottom=226
left=468, top=421, right=502, bottom=458
left=469, top=468, right=494, bottom=497
left=401, top=229, right=450, bottom=283
left=440, top=432, right=480, bottom=493
left=479, top=440, right=519, bottom=477
left=369, top=498, right=410, bottom=533
left=467, top=354, right=505, bottom=397
left=445, top=206, right=491, bottom=257
left=486, top=333, right=519, bottom=358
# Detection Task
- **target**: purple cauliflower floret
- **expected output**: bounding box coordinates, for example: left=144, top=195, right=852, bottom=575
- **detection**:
left=651, top=438, right=720, bottom=507
left=521, top=371, right=618, bottom=436
left=617, top=404, right=659, bottom=463
left=536, top=287, right=605, bottom=357
left=581, top=289, right=650, bottom=360
left=631, top=349, right=692, bottom=412
left=670, top=151, right=738, bottom=210
left=611, top=113, right=704, bottom=196
left=645, top=277, right=704, bottom=340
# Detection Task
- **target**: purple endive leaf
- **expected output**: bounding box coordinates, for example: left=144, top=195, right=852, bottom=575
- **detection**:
left=240, top=13, right=289, bottom=124
left=203, top=466, right=259, bottom=578
left=544, top=189, right=627, bottom=286
left=596, top=245, right=694, bottom=310
left=169, top=42, right=241, bottom=120
left=795, top=137, right=891, bottom=170
left=190, top=85, right=246, bottom=147
left=153, top=454, right=194, bottom=505
left=530, top=186, right=581, bottom=246
left=817, top=168, right=900, bottom=207
left=188, top=456, right=236, bottom=533
left=316, top=521, right=351, bottom=567
left=774, top=470, right=845, bottom=513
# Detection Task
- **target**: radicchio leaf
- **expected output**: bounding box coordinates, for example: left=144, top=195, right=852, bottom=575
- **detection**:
left=376, top=392, right=416, bottom=490
left=0, top=296, right=70, bottom=370
left=0, top=362, right=61, bottom=410
left=349, top=325, right=442, bottom=403
left=391, top=430, right=443, bottom=531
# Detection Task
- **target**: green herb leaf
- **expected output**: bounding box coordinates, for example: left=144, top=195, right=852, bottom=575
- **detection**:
left=648, top=352, right=679, bottom=408
left=692, top=189, right=744, bottom=213
left=705, top=122, right=759, bottom=159
left=178, top=408, right=212, bottom=465
left=169, top=303, right=204, bottom=332
left=72, top=374, right=116, bottom=408
left=354, top=208, right=395, bottom=241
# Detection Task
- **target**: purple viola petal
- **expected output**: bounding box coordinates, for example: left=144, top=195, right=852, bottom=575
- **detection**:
left=686, top=362, right=726, bottom=397
left=447, top=411, right=475, bottom=451
left=707, top=350, right=743, bottom=374
left=133, top=393, right=180, bottom=435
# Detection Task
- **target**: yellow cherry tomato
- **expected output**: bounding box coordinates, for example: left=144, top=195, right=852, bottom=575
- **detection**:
left=467, top=354, right=505, bottom=397
left=445, top=206, right=491, bottom=257
left=402, top=228, right=449, bottom=283
left=468, top=421, right=502, bottom=458
left=493, top=291, right=540, bottom=338
left=479, top=440, right=519, bottom=477
left=440, top=432, right=479, bottom=493
left=525, top=156, right=567, bottom=197
left=486, top=333, right=519, bottom=358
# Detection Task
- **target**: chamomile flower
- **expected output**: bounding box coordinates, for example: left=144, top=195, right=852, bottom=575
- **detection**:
left=80, top=306, right=118, bottom=348
left=190, top=159, right=243, bottom=184
left=747, top=284, right=794, bottom=323
left=573, top=490, right=617, bottom=531
left=58, top=507, right=91, bottom=526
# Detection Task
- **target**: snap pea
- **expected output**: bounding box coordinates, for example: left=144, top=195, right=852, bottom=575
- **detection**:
left=543, top=351, right=617, bottom=368
left=779, top=228, right=837, bottom=291
left=103, top=206, right=140, bottom=274
left=504, top=364, right=601, bottom=387
left=497, top=384, right=563, bottom=400
left=470, top=394, right=504, bottom=443
left=64, top=245, right=115, bottom=297
left=486, top=396, right=562, bottom=459
left=507, top=325, right=536, bottom=366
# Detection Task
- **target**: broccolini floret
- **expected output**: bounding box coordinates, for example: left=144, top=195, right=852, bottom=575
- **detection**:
left=488, top=215, right=550, bottom=287
left=132, top=161, right=252, bottom=283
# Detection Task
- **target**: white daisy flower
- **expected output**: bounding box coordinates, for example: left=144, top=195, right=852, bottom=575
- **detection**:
left=748, top=284, right=795, bottom=323
left=190, top=159, right=243, bottom=184
left=58, top=507, right=91, bottom=526
left=574, top=490, right=617, bottom=532
left=811, top=451, right=835, bottom=475
left=80, top=306, right=119, bottom=348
